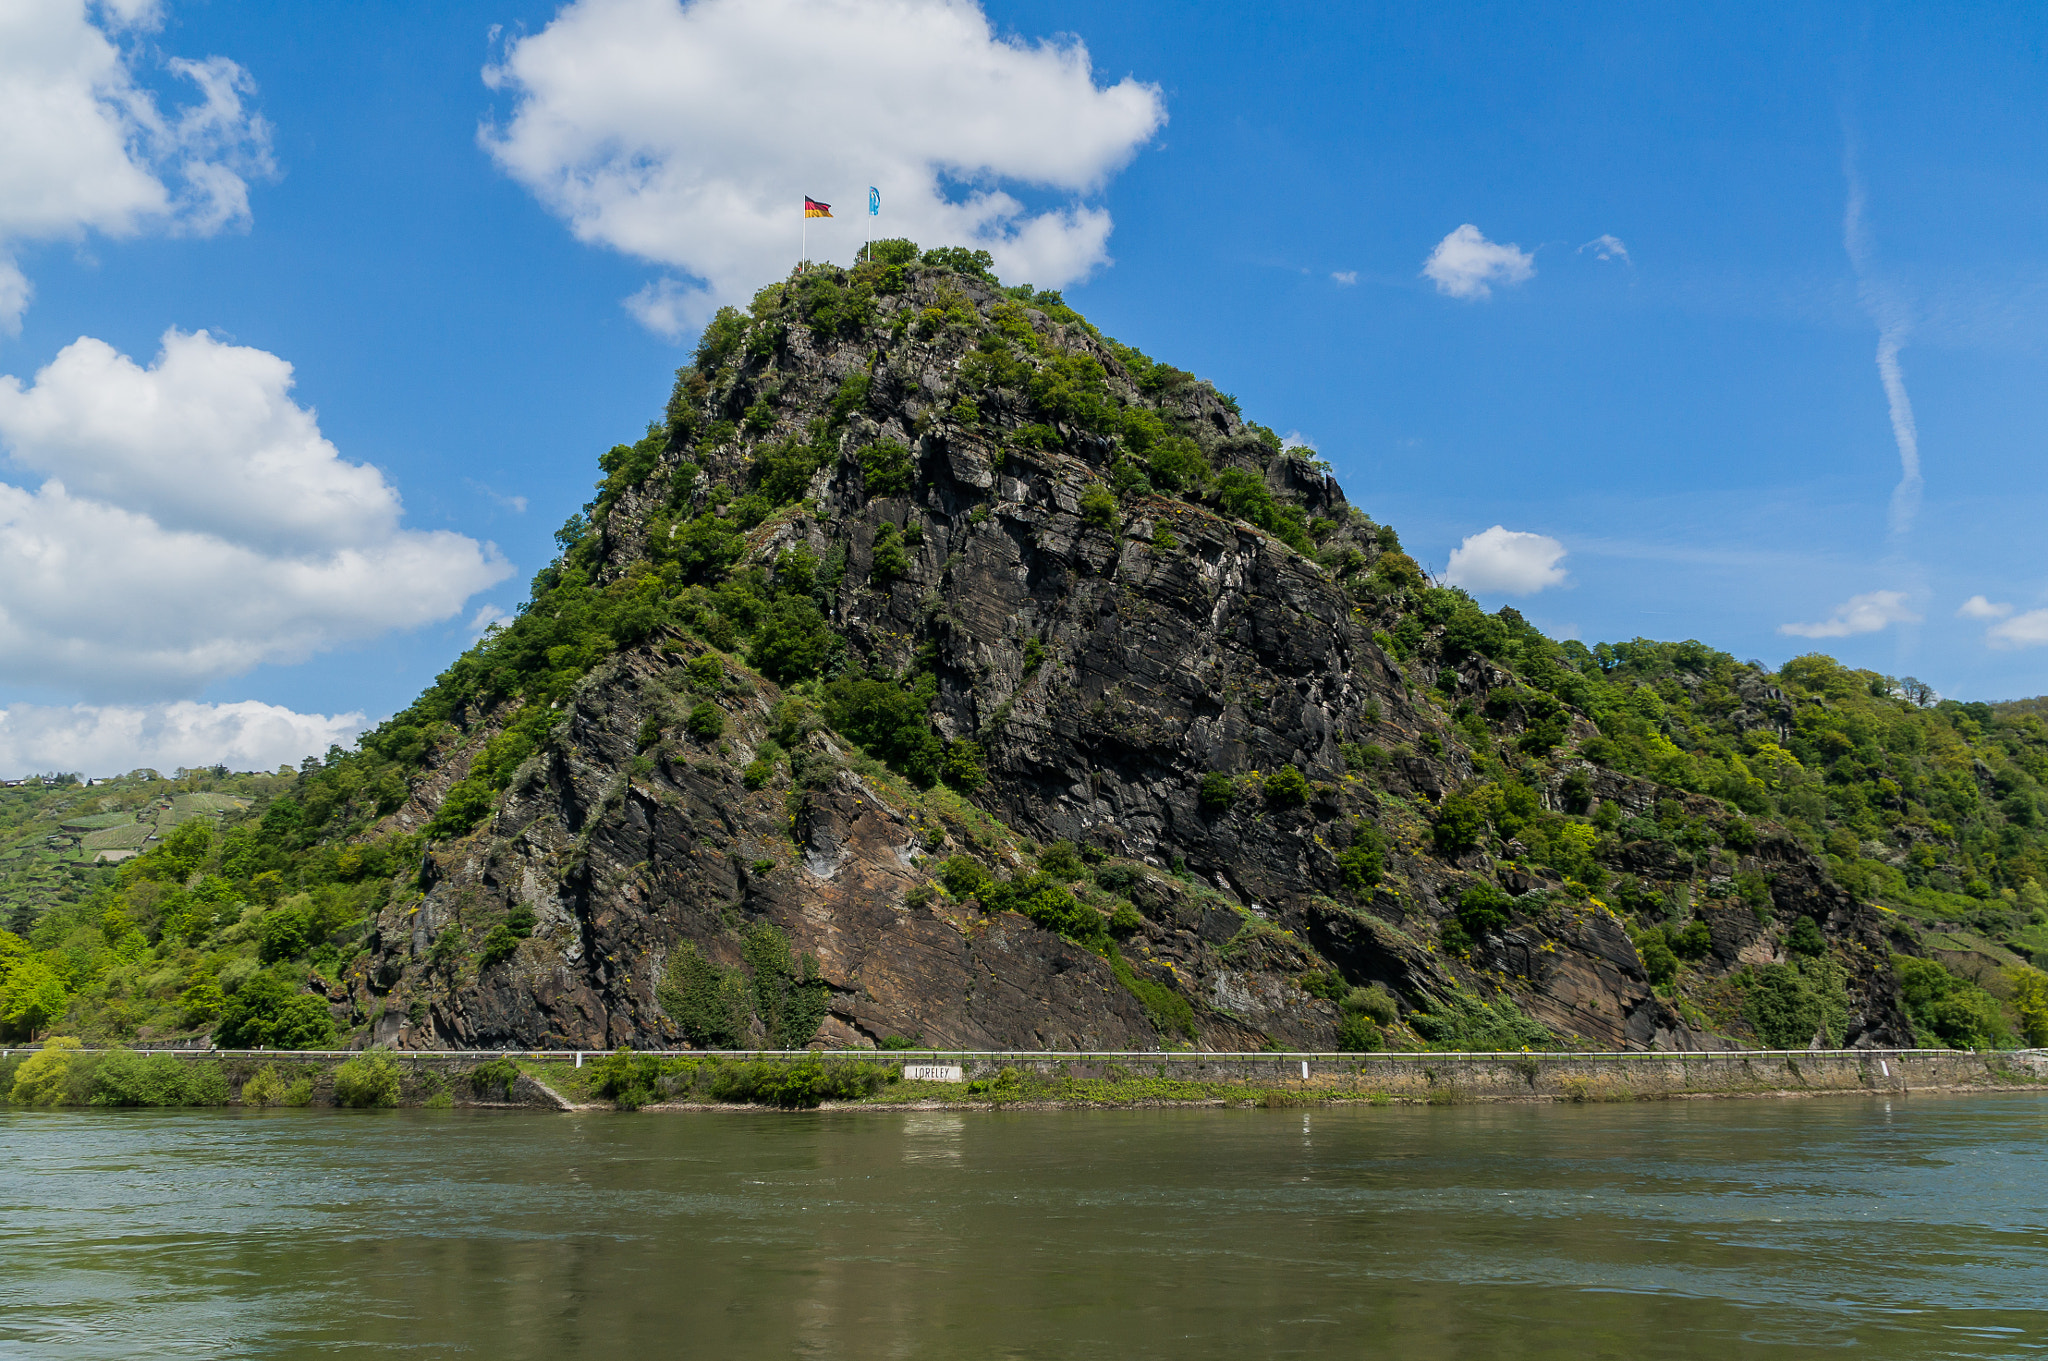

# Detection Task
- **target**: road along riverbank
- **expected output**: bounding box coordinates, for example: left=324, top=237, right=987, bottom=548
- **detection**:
left=2, top=1044, right=2043, bottom=1110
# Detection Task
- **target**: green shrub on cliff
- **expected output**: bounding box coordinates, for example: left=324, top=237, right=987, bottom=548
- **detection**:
left=870, top=522, right=911, bottom=580
left=1336, top=824, right=1386, bottom=894
left=1671, top=919, right=1712, bottom=959
left=920, top=245, right=995, bottom=280
left=1079, top=483, right=1119, bottom=531
left=1105, top=953, right=1195, bottom=1040
left=751, top=436, right=825, bottom=503
left=1634, top=928, right=1680, bottom=987
left=858, top=439, right=914, bottom=496
left=1440, top=883, right=1514, bottom=956
left=743, top=922, right=830, bottom=1049
left=751, top=598, right=832, bottom=682
left=214, top=971, right=336, bottom=1050
left=817, top=670, right=984, bottom=792
left=1029, top=353, right=1116, bottom=435
left=1036, top=842, right=1086, bottom=879
left=869, top=238, right=920, bottom=267
left=694, top=306, right=746, bottom=372
left=1263, top=766, right=1310, bottom=807
left=1432, top=793, right=1486, bottom=855
left=1785, top=914, right=1826, bottom=957
left=1891, top=955, right=2009, bottom=1049
left=425, top=704, right=555, bottom=837
left=1409, top=991, right=1552, bottom=1051
left=988, top=873, right=1111, bottom=949
left=478, top=904, right=536, bottom=970
left=938, top=856, right=992, bottom=898
left=654, top=925, right=827, bottom=1051
left=1198, top=772, right=1236, bottom=812
left=1336, top=1014, right=1383, bottom=1052
left=1146, top=437, right=1210, bottom=494
left=658, top=943, right=751, bottom=1049
left=1346, top=984, right=1400, bottom=1026
left=1740, top=958, right=1851, bottom=1048
left=1213, top=469, right=1314, bottom=554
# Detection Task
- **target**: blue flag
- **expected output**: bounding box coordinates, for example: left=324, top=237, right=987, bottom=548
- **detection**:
left=868, top=186, right=879, bottom=216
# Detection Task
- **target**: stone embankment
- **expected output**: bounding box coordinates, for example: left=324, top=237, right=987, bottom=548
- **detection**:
left=943, top=1047, right=2047, bottom=1102
left=4, top=1046, right=2042, bottom=1109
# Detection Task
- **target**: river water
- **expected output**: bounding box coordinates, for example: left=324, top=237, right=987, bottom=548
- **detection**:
left=2, top=1094, right=2043, bottom=1358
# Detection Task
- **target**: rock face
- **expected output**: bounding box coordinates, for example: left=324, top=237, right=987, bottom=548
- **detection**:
left=354, top=259, right=1912, bottom=1053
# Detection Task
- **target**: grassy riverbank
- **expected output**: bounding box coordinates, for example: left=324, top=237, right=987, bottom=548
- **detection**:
left=5, top=1044, right=2041, bottom=1112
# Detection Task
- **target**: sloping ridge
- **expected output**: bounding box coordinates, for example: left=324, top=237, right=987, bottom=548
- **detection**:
left=346, top=249, right=1913, bottom=1054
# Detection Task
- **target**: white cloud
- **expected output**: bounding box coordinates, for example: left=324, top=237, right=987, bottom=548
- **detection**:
left=0, top=330, right=509, bottom=697
left=1443, top=525, right=1568, bottom=595
left=0, top=0, right=272, bottom=332
left=1988, top=611, right=2048, bottom=650
left=0, top=259, right=28, bottom=335
left=1421, top=224, right=1534, bottom=301
left=1778, top=590, right=1921, bottom=639
left=468, top=603, right=512, bottom=636
left=480, top=0, right=1166, bottom=335
left=465, top=479, right=528, bottom=514
left=0, top=700, right=364, bottom=780
left=1578, top=234, right=1629, bottom=264
left=0, top=330, right=400, bottom=553
left=624, top=276, right=707, bottom=343
left=1330, top=270, right=1357, bottom=285
left=1279, top=430, right=1315, bottom=451
left=1958, top=595, right=2012, bottom=620
left=99, top=1, right=163, bottom=27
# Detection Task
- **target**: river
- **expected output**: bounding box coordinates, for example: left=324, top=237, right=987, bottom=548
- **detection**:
left=2, top=1093, right=2044, bottom=1357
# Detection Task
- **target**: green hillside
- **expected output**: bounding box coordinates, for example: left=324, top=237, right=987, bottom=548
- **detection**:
left=2, top=243, right=2044, bottom=1054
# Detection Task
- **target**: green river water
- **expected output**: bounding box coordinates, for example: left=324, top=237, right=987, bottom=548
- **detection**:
left=2, top=1093, right=2043, bottom=1358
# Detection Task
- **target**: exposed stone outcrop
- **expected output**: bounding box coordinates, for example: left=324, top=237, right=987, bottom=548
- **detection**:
left=352, top=263, right=1912, bottom=1053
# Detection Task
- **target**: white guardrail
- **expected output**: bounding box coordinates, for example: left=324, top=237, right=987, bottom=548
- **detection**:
left=4, top=1046, right=2037, bottom=1063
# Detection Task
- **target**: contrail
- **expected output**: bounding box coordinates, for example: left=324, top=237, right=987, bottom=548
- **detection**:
left=1872, top=327, right=1921, bottom=536
left=1843, top=148, right=1922, bottom=538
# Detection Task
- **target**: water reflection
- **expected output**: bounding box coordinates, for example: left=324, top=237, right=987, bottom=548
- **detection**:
left=0, top=1096, right=2044, bottom=1358
left=898, top=1112, right=965, bottom=1163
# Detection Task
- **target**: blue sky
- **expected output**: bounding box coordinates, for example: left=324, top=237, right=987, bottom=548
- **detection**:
left=0, top=0, right=2043, bottom=775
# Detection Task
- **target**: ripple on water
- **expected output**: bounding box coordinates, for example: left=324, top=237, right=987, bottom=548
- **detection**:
left=1, top=1095, right=2045, bottom=1358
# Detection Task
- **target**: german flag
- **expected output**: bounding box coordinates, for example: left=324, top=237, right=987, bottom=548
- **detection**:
left=804, top=197, right=832, bottom=218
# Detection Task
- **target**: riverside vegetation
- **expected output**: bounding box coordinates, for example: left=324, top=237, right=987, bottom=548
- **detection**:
left=7, top=1045, right=2032, bottom=1113
left=4, top=240, right=2048, bottom=1068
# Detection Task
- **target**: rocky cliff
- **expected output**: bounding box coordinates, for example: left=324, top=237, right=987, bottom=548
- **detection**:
left=347, top=248, right=1913, bottom=1053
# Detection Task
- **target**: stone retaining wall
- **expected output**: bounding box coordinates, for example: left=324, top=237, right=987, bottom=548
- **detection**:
left=950, top=1049, right=2046, bottom=1101
left=5, top=1046, right=2042, bottom=1108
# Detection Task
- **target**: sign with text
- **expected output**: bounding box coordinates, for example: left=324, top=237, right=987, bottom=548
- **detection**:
left=902, top=1064, right=965, bottom=1083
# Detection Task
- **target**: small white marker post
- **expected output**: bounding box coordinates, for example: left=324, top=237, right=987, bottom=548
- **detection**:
left=575, top=1051, right=582, bottom=1069
left=1301, top=1060, right=1310, bottom=1081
